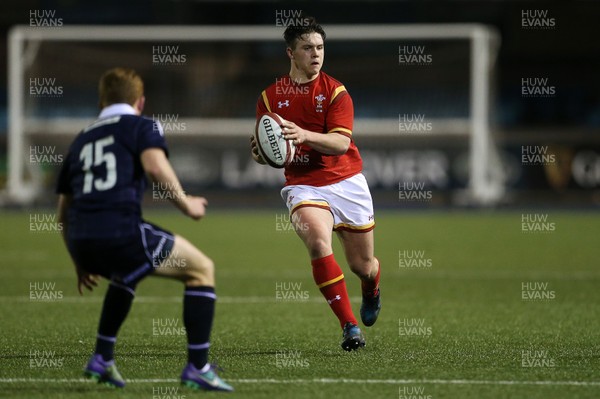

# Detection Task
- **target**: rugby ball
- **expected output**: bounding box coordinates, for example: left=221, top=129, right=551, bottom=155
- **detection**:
left=255, top=112, right=295, bottom=168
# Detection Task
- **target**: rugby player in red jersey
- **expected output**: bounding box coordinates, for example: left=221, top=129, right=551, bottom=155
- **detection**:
left=251, top=17, right=381, bottom=350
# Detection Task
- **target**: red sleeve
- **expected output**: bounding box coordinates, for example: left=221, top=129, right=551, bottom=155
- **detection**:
left=256, top=90, right=271, bottom=119
left=326, top=90, right=353, bottom=138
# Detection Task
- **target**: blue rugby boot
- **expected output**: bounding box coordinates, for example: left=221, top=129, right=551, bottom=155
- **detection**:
left=181, top=363, right=234, bottom=392
left=341, top=322, right=366, bottom=351
left=83, top=354, right=125, bottom=388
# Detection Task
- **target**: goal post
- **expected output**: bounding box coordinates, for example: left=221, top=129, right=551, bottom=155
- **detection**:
left=6, top=24, right=504, bottom=205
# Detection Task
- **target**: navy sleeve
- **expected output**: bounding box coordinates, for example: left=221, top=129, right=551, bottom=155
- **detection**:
left=55, top=151, right=73, bottom=194
left=137, top=118, right=169, bottom=157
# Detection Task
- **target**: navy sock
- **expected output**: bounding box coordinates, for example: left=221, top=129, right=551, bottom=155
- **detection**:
left=94, top=282, right=135, bottom=361
left=183, top=286, right=216, bottom=369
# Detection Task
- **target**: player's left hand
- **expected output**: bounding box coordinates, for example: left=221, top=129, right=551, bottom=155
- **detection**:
left=250, top=135, right=267, bottom=164
left=281, top=121, right=308, bottom=146
left=76, top=266, right=100, bottom=295
left=183, top=195, right=208, bottom=221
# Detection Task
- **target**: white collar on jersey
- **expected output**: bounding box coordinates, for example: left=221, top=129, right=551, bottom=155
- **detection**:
left=98, top=103, right=138, bottom=119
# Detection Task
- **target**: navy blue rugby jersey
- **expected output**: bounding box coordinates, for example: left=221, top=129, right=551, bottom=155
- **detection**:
left=56, top=104, right=168, bottom=239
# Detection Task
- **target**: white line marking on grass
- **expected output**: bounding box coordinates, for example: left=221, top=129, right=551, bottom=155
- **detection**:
left=232, top=378, right=600, bottom=387
left=0, top=296, right=361, bottom=304
left=1, top=378, right=600, bottom=387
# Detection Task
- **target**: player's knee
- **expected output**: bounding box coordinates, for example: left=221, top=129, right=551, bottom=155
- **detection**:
left=350, top=265, right=370, bottom=279
left=184, top=256, right=214, bottom=285
left=348, top=257, right=375, bottom=278
left=308, top=237, right=331, bottom=259
left=202, top=257, right=215, bottom=277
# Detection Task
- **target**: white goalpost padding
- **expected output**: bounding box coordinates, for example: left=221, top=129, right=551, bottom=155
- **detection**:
left=6, top=24, right=503, bottom=205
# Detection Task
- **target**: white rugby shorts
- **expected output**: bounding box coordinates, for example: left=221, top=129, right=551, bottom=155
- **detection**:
left=280, top=173, right=375, bottom=232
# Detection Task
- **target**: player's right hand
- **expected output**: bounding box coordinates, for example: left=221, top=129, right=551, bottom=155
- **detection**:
left=250, top=135, right=267, bottom=165
left=184, top=195, right=208, bottom=220
left=76, top=266, right=99, bottom=295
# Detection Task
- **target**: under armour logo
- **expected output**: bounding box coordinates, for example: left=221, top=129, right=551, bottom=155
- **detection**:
left=278, top=100, right=289, bottom=108
left=327, top=295, right=341, bottom=304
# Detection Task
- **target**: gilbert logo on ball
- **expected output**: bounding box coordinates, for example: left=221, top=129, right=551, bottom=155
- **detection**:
left=255, top=112, right=296, bottom=168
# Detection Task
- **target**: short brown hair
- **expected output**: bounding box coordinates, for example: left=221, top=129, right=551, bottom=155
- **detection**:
left=98, top=67, right=144, bottom=107
left=283, top=15, right=326, bottom=49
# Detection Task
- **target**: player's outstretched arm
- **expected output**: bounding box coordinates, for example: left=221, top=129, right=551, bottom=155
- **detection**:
left=57, top=194, right=100, bottom=294
left=141, top=148, right=207, bottom=220
left=281, top=121, right=350, bottom=155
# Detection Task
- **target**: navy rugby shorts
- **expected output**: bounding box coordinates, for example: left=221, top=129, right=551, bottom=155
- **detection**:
left=67, top=221, right=175, bottom=287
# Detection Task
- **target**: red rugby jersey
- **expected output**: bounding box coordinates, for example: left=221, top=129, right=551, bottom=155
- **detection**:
left=256, top=71, right=363, bottom=187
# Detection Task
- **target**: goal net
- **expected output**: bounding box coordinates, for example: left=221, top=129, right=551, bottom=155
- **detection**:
left=6, top=24, right=504, bottom=205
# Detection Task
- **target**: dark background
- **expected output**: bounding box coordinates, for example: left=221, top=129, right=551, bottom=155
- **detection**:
left=1, top=0, right=599, bottom=206
left=1, top=1, right=599, bottom=128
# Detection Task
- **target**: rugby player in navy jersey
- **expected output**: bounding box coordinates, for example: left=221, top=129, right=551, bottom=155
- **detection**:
left=56, top=68, right=232, bottom=391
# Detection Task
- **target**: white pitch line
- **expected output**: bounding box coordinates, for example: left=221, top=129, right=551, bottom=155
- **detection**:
left=0, top=296, right=361, bottom=304
left=1, top=378, right=599, bottom=387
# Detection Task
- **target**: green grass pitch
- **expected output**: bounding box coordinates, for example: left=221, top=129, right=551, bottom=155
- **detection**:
left=0, top=209, right=599, bottom=398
